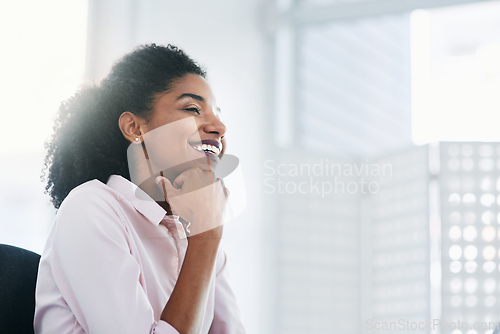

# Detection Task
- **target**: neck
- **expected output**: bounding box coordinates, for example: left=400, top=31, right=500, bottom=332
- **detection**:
left=136, top=174, right=174, bottom=215
left=157, top=200, right=173, bottom=215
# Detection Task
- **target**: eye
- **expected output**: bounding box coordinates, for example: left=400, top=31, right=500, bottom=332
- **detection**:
left=185, top=107, right=201, bottom=114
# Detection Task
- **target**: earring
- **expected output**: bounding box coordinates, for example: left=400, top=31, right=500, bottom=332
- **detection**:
left=135, top=137, right=140, bottom=142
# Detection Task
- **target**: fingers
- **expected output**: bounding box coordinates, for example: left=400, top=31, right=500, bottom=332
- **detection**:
left=155, top=176, right=179, bottom=202
left=172, top=168, right=217, bottom=191
left=172, top=173, right=187, bottom=190
left=171, top=168, right=201, bottom=189
left=220, top=179, right=230, bottom=198
left=154, top=172, right=228, bottom=237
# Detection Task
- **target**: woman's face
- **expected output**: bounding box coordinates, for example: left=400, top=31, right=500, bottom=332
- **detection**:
left=139, top=73, right=226, bottom=182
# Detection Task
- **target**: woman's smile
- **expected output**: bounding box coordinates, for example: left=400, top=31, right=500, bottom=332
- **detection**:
left=188, top=139, right=222, bottom=157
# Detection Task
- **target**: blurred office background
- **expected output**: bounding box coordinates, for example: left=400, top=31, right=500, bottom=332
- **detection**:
left=2, top=0, right=500, bottom=333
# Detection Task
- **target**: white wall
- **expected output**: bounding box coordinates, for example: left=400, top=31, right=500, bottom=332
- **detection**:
left=84, top=1, right=274, bottom=333
left=0, top=0, right=87, bottom=255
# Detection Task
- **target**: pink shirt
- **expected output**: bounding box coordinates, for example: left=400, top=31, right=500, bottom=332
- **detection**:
left=34, top=175, right=245, bottom=334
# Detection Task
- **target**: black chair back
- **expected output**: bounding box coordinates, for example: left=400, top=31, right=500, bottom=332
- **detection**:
left=0, top=244, right=41, bottom=334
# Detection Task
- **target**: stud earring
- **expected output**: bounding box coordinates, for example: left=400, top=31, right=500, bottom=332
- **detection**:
left=135, top=137, right=140, bottom=142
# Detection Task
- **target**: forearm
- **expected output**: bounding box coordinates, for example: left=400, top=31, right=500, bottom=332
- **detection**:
left=160, top=234, right=220, bottom=334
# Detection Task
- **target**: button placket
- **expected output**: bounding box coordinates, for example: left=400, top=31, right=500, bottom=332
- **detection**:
left=160, top=216, right=188, bottom=275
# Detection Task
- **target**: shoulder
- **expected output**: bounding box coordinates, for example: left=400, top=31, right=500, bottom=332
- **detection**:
left=64, top=178, right=124, bottom=203
left=58, top=179, right=124, bottom=215
left=54, top=179, right=128, bottom=239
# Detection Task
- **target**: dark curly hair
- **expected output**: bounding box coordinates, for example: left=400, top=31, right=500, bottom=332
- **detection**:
left=42, top=44, right=206, bottom=209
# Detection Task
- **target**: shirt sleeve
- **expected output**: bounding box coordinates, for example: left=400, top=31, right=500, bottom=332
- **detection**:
left=209, top=250, right=246, bottom=334
left=50, top=187, right=179, bottom=334
left=153, top=320, right=180, bottom=333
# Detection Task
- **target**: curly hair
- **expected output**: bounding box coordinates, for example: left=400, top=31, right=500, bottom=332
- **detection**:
left=42, top=44, right=206, bottom=209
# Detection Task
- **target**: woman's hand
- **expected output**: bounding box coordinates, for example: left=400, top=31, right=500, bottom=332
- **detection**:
left=155, top=168, right=228, bottom=238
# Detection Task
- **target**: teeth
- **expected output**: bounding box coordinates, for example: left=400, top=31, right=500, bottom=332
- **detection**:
left=191, top=143, right=220, bottom=156
left=208, top=145, right=220, bottom=155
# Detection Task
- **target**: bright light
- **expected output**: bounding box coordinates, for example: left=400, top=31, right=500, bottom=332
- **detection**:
left=0, top=0, right=88, bottom=155
left=411, top=1, right=500, bottom=145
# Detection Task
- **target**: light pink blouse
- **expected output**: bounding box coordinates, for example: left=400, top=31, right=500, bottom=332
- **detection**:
left=34, top=175, right=245, bottom=334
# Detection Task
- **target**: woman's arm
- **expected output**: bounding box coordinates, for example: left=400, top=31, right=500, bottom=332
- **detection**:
left=39, top=187, right=174, bottom=334
left=209, top=250, right=246, bottom=334
left=160, top=229, right=222, bottom=334
left=156, top=168, right=228, bottom=334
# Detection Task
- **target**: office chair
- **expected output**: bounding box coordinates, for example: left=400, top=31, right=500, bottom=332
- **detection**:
left=0, top=244, right=41, bottom=334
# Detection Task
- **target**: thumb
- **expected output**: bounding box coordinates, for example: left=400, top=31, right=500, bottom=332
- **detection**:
left=155, top=176, right=179, bottom=202
left=172, top=170, right=189, bottom=190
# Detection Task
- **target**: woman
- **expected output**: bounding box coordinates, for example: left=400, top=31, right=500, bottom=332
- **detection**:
left=34, top=44, right=246, bottom=334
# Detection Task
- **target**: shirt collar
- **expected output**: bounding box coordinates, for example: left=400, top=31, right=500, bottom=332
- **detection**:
left=106, top=175, right=167, bottom=226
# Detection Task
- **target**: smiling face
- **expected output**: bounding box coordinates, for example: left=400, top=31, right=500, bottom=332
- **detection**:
left=120, top=73, right=226, bottom=184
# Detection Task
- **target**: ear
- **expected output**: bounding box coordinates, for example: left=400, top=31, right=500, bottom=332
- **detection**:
left=119, top=112, right=144, bottom=144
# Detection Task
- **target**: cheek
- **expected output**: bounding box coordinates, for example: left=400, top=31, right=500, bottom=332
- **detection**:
left=142, top=117, right=198, bottom=173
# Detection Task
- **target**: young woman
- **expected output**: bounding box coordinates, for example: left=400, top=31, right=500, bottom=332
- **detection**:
left=34, top=44, right=246, bottom=334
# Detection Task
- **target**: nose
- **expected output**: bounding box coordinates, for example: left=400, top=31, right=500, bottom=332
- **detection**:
left=202, top=111, right=226, bottom=139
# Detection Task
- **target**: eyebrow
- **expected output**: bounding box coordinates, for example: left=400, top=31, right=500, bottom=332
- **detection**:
left=176, top=93, right=205, bottom=102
